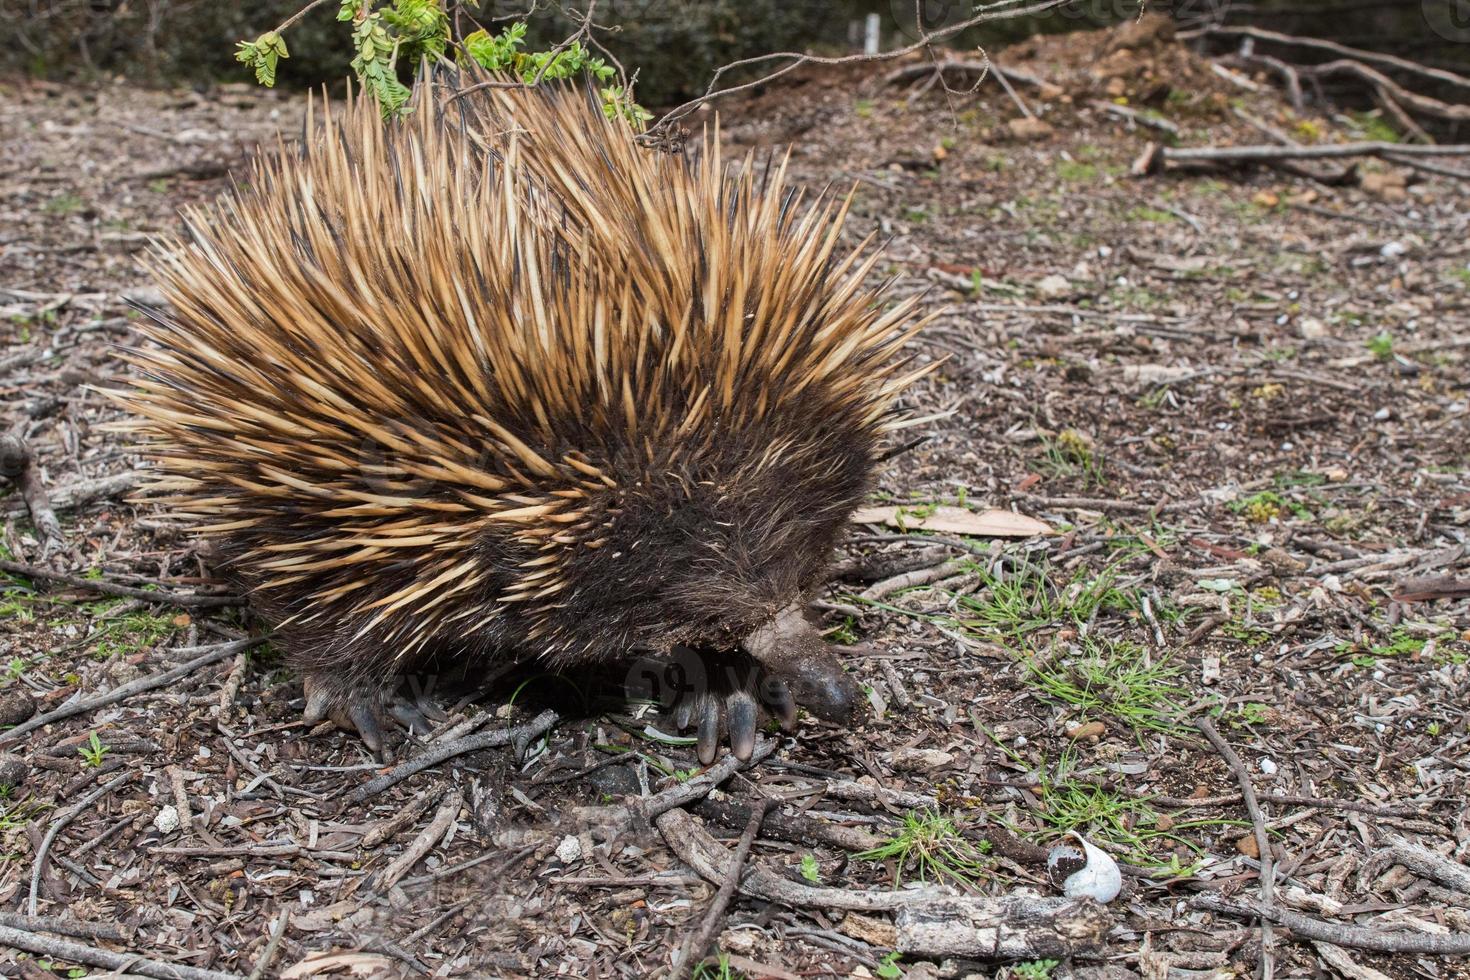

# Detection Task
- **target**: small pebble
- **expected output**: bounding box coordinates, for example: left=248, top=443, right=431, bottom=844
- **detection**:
left=1373, top=408, right=1391, bottom=421
left=1259, top=758, right=1278, bottom=776
left=0, top=754, right=29, bottom=792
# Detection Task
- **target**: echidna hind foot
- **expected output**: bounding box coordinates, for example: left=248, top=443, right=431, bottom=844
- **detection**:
left=301, top=672, right=448, bottom=758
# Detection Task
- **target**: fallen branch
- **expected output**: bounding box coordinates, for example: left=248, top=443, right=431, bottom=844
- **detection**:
left=0, top=923, right=242, bottom=980
left=1134, top=140, right=1470, bottom=176
left=0, top=559, right=245, bottom=609
left=1191, top=25, right=1470, bottom=97
left=1191, top=893, right=1470, bottom=956
left=2, top=470, right=139, bottom=516
left=345, top=709, right=559, bottom=803
left=658, top=808, right=1109, bottom=958
left=1393, top=576, right=1470, bottom=602
left=677, top=799, right=768, bottom=977
left=1307, top=59, right=1470, bottom=124
left=0, top=911, right=130, bottom=943
left=0, top=639, right=255, bottom=747
left=1377, top=836, right=1470, bottom=896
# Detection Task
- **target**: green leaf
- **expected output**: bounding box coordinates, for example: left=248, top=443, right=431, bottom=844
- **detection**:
left=235, top=30, right=289, bottom=87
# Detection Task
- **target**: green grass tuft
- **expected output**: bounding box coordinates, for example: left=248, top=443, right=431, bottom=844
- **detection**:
left=856, top=809, right=992, bottom=888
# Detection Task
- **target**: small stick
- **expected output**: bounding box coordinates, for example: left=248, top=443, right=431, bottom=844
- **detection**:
left=361, top=789, right=442, bottom=848
left=860, top=559, right=964, bottom=602
left=637, top=739, right=778, bottom=822
left=0, top=923, right=242, bottom=980
left=1197, top=717, right=1274, bottom=977
left=691, top=798, right=883, bottom=852
left=991, top=62, right=1034, bottom=119
left=167, top=764, right=193, bottom=835
left=29, top=771, right=134, bottom=916
left=678, top=799, right=770, bottom=977
left=0, top=559, right=245, bottom=609
left=245, top=910, right=289, bottom=980
left=363, top=790, right=463, bottom=893
left=216, top=652, right=248, bottom=718
left=346, top=709, right=559, bottom=803
left=0, top=639, right=257, bottom=747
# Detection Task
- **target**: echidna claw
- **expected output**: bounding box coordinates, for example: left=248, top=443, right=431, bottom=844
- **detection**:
left=767, top=677, right=799, bottom=731
left=300, top=673, right=450, bottom=760
left=629, top=646, right=813, bottom=764
left=344, top=701, right=386, bottom=757
left=696, top=696, right=722, bottom=766
left=302, top=681, right=333, bottom=726
left=726, top=691, right=759, bottom=762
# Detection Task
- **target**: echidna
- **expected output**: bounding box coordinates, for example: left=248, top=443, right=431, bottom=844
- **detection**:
left=115, top=79, right=932, bottom=761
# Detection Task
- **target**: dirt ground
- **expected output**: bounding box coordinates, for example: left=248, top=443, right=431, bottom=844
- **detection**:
left=2, top=20, right=1468, bottom=980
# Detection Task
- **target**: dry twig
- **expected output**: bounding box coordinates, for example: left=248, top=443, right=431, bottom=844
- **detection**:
left=0, top=559, right=245, bottom=609
left=1197, top=717, right=1275, bottom=977
left=345, top=709, right=559, bottom=803
left=0, top=639, right=257, bottom=748
left=677, top=798, right=769, bottom=977
left=656, top=809, right=1110, bottom=958
left=0, top=923, right=243, bottom=980
left=29, top=771, right=134, bottom=916
left=1192, top=893, right=1470, bottom=956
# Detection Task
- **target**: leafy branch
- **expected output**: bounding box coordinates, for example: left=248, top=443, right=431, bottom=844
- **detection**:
left=235, top=0, right=647, bottom=123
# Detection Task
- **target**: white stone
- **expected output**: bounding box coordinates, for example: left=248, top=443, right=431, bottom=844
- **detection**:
left=554, top=835, right=583, bottom=864
left=153, top=805, right=181, bottom=834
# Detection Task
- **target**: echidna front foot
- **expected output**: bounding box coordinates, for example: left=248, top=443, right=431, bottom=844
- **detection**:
left=301, top=673, right=447, bottom=759
left=632, top=621, right=860, bottom=765
left=650, top=647, right=797, bottom=765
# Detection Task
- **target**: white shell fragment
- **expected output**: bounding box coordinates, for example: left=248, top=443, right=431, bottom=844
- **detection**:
left=554, top=834, right=583, bottom=864
left=1047, top=833, right=1122, bottom=903
left=152, top=805, right=181, bottom=835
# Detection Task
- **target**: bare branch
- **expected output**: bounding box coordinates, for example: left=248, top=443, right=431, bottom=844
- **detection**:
left=649, top=0, right=1076, bottom=135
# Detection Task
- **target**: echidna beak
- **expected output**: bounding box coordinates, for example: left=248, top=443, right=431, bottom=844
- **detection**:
left=742, top=605, right=861, bottom=725
left=777, top=652, right=860, bottom=723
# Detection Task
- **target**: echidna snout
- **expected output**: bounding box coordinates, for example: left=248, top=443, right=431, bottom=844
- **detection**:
left=741, top=606, right=860, bottom=724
